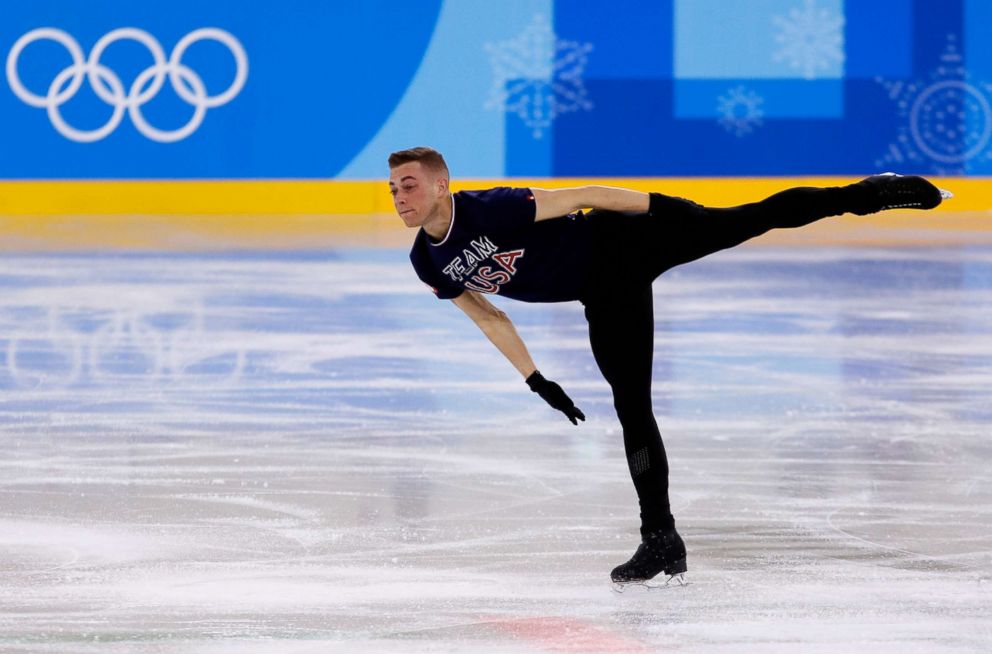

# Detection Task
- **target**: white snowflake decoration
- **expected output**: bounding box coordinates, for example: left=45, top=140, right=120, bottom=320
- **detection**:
left=717, top=85, right=764, bottom=137
left=877, top=35, right=992, bottom=174
left=772, top=0, right=845, bottom=80
left=484, top=14, right=593, bottom=139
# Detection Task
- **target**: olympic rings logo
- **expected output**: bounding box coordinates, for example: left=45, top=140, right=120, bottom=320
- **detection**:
left=6, top=27, right=248, bottom=143
left=5, top=303, right=246, bottom=389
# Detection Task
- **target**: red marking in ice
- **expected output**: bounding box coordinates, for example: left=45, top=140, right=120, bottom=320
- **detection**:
left=492, top=616, right=655, bottom=653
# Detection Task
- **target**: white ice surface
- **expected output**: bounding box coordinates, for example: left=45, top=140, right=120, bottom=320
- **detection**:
left=0, top=248, right=990, bottom=653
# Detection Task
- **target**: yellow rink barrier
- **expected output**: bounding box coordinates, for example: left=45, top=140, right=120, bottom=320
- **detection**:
left=0, top=177, right=990, bottom=250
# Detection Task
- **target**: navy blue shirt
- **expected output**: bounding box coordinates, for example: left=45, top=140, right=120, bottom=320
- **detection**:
left=409, top=187, right=592, bottom=303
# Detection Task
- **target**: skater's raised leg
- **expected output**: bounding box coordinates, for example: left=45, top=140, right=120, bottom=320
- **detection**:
left=644, top=173, right=950, bottom=278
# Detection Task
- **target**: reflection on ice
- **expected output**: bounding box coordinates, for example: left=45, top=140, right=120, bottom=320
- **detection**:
left=0, top=249, right=990, bottom=653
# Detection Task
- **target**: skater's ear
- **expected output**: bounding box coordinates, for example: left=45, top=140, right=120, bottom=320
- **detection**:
left=433, top=173, right=449, bottom=197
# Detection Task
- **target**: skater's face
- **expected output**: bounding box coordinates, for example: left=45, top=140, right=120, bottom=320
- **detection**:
left=389, top=161, right=448, bottom=228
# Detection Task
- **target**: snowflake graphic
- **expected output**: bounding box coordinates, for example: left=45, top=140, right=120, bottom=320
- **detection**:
left=877, top=35, right=992, bottom=174
left=484, top=14, right=593, bottom=139
left=772, top=0, right=845, bottom=80
left=717, top=86, right=764, bottom=137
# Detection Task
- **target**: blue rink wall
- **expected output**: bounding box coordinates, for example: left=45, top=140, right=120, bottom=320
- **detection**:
left=1, top=0, right=992, bottom=183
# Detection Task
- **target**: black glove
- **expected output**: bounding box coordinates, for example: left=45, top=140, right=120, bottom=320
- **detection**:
left=526, top=371, right=585, bottom=425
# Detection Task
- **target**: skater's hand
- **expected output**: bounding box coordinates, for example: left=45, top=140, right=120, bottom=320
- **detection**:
left=526, top=371, right=586, bottom=425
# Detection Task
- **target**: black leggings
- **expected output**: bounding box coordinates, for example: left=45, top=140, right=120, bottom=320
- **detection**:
left=579, top=184, right=866, bottom=537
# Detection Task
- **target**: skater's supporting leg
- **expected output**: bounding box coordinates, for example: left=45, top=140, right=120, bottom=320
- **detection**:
left=583, top=285, right=673, bottom=537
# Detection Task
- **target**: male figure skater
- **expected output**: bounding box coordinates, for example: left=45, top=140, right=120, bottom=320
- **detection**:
left=388, top=146, right=949, bottom=585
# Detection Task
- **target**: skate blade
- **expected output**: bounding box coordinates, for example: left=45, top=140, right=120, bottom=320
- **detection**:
left=611, top=573, right=687, bottom=593
left=939, top=188, right=954, bottom=200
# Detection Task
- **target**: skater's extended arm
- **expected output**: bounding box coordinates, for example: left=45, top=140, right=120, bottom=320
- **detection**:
left=531, top=186, right=649, bottom=221
left=451, top=291, right=585, bottom=425
left=451, top=290, right=537, bottom=378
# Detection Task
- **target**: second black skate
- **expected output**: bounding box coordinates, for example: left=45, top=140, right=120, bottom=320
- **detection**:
left=851, top=172, right=952, bottom=215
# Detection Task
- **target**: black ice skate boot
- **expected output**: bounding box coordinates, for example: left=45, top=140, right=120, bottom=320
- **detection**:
left=849, top=172, right=952, bottom=215
left=611, top=527, right=687, bottom=588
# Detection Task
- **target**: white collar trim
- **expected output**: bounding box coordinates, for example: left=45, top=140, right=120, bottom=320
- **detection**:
left=428, top=194, right=455, bottom=247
